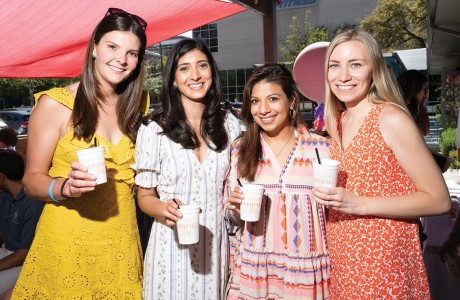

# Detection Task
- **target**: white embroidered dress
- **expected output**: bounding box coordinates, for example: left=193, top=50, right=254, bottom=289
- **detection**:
left=133, top=113, right=241, bottom=300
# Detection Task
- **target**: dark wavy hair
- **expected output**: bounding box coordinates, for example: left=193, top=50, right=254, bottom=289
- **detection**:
left=148, top=38, right=228, bottom=151
left=238, top=63, right=304, bottom=181
left=397, top=70, right=429, bottom=135
left=0, top=128, right=18, bottom=147
left=73, top=11, right=148, bottom=143
left=0, top=150, right=24, bottom=181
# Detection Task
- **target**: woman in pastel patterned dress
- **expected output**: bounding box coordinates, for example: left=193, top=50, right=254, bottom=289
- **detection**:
left=133, top=39, right=241, bottom=299
left=312, top=29, right=451, bottom=299
left=12, top=8, right=148, bottom=299
left=225, top=63, right=331, bottom=299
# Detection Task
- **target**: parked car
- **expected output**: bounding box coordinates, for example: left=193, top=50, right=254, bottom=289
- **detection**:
left=0, top=116, right=7, bottom=129
left=0, top=107, right=32, bottom=135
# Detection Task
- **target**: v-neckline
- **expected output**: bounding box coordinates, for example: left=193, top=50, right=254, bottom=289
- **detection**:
left=261, top=133, right=298, bottom=171
left=94, top=132, right=127, bottom=147
left=190, top=147, right=209, bottom=167
left=339, top=105, right=378, bottom=154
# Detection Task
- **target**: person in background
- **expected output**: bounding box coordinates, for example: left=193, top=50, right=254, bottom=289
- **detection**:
left=439, top=205, right=460, bottom=276
left=398, top=70, right=452, bottom=172
left=0, top=128, right=18, bottom=150
left=397, top=70, right=430, bottom=136
left=133, top=38, right=241, bottom=299
left=223, top=100, right=241, bottom=119
left=0, top=150, right=44, bottom=299
left=225, top=63, right=331, bottom=299
left=312, top=28, right=451, bottom=299
left=12, top=8, right=149, bottom=299
left=0, top=128, right=18, bottom=194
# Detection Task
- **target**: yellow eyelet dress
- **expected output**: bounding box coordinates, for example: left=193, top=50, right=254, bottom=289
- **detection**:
left=12, top=88, right=143, bottom=299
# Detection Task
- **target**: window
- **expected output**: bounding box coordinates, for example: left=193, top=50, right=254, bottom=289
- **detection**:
left=220, top=68, right=254, bottom=103
left=193, top=23, right=218, bottom=52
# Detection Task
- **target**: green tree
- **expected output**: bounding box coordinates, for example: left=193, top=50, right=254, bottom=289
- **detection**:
left=280, top=11, right=329, bottom=63
left=143, top=54, right=168, bottom=104
left=0, top=78, right=73, bottom=107
left=359, top=0, right=426, bottom=52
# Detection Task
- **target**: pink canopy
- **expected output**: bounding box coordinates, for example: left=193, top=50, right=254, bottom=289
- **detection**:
left=0, top=0, right=245, bottom=78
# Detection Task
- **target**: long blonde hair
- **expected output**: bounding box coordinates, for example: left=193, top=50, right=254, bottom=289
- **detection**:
left=324, top=28, right=407, bottom=139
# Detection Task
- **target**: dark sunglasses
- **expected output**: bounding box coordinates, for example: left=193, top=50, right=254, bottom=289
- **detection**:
left=106, top=8, right=147, bottom=31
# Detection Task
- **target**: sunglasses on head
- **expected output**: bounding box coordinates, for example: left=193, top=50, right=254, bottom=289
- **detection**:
left=106, top=8, right=147, bottom=31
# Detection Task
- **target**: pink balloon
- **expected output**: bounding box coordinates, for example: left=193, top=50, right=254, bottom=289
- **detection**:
left=293, top=41, right=330, bottom=103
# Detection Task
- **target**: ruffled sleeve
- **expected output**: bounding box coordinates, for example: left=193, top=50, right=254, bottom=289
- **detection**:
left=133, top=121, right=162, bottom=188
left=34, top=87, right=74, bottom=109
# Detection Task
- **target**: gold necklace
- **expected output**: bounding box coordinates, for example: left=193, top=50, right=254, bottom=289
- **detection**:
left=274, top=132, right=294, bottom=158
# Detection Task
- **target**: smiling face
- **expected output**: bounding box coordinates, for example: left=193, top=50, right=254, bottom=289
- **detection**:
left=93, top=30, right=141, bottom=90
left=327, top=40, right=373, bottom=106
left=174, top=48, right=212, bottom=104
left=250, top=80, right=293, bottom=137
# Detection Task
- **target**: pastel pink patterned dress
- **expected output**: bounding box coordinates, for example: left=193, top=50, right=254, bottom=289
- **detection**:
left=327, top=104, right=430, bottom=299
left=225, top=126, right=331, bottom=300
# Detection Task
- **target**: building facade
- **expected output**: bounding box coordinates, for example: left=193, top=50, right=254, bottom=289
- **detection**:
left=211, top=0, right=377, bottom=102
left=149, top=0, right=378, bottom=103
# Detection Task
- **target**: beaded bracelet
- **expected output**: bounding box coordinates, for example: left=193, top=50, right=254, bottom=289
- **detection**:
left=449, top=231, right=460, bottom=240
left=47, top=178, right=60, bottom=202
left=60, top=178, right=69, bottom=199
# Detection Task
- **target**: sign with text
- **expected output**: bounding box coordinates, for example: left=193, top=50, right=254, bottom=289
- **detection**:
left=276, top=0, right=319, bottom=10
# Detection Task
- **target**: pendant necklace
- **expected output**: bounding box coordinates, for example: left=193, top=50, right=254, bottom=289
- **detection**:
left=274, top=132, right=294, bottom=158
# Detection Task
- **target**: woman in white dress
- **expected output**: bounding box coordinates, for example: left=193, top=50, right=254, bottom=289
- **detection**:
left=133, top=38, right=241, bottom=299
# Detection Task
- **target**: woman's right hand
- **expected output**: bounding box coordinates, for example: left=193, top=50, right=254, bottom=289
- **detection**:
left=163, top=198, right=184, bottom=227
left=228, top=187, right=244, bottom=216
left=64, top=162, right=97, bottom=198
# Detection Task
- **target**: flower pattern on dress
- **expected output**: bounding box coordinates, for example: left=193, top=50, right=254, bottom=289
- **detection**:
left=327, top=103, right=430, bottom=299
left=134, top=112, right=241, bottom=299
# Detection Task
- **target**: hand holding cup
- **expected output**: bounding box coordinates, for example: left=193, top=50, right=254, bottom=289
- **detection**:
left=164, top=198, right=183, bottom=226
left=65, top=161, right=98, bottom=198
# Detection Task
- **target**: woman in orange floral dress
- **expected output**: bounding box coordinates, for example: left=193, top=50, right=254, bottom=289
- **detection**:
left=312, top=28, right=451, bottom=299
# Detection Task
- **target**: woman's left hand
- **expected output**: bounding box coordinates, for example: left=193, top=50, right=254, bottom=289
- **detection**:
left=312, top=186, right=365, bottom=215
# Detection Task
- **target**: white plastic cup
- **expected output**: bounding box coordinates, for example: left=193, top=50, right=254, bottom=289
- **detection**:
left=240, top=183, right=265, bottom=222
left=312, top=159, right=339, bottom=188
left=76, top=146, right=107, bottom=185
left=176, top=204, right=200, bottom=245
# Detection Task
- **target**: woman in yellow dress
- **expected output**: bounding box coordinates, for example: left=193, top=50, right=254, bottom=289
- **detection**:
left=12, top=8, right=149, bottom=299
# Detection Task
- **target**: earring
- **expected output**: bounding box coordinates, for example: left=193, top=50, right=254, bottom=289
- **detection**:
left=92, top=53, right=96, bottom=59
left=173, top=83, right=178, bottom=89
left=289, top=108, right=297, bottom=121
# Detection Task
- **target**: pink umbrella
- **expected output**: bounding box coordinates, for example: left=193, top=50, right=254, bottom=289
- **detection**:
left=0, top=0, right=245, bottom=78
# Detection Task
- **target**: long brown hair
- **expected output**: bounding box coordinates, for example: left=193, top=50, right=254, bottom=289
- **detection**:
left=73, top=13, right=148, bottom=143
left=238, top=63, right=304, bottom=181
left=324, top=28, right=407, bottom=140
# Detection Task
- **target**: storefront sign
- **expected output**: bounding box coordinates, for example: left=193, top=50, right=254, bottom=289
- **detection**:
left=276, top=0, right=319, bottom=10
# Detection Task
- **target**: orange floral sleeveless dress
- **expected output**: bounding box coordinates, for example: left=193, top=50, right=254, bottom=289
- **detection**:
left=327, top=104, right=430, bottom=299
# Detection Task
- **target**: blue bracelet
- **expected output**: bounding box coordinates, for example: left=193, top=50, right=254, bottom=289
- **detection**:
left=449, top=231, right=460, bottom=240
left=48, top=178, right=60, bottom=202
